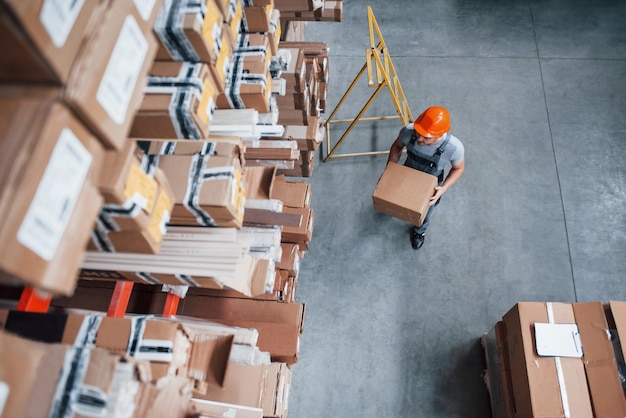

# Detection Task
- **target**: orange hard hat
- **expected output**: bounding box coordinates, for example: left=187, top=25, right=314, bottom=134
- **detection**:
left=413, top=106, right=450, bottom=137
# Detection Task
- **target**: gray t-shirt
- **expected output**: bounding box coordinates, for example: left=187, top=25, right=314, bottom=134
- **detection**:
left=399, top=124, right=465, bottom=175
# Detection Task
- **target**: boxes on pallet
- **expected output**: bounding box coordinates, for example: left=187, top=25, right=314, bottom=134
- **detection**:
left=0, top=97, right=103, bottom=296
left=488, top=301, right=626, bottom=418
left=372, top=162, right=437, bottom=227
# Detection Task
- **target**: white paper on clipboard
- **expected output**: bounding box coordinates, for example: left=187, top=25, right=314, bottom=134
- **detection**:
left=534, top=322, right=583, bottom=358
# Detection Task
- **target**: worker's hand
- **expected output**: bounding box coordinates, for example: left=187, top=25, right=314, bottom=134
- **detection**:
left=429, top=186, right=445, bottom=206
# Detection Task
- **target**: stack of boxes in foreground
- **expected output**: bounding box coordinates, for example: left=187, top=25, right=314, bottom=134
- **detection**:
left=0, top=0, right=342, bottom=417
left=483, top=301, right=626, bottom=417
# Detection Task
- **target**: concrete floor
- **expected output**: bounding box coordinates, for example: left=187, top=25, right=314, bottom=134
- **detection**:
left=288, top=1, right=626, bottom=417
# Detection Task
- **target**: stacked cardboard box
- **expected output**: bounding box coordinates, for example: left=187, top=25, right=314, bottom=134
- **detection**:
left=0, top=0, right=163, bottom=296
left=280, top=0, right=343, bottom=22
left=131, top=61, right=219, bottom=139
left=483, top=301, right=626, bottom=418
left=192, top=361, right=291, bottom=417
left=182, top=290, right=306, bottom=365
left=0, top=95, right=104, bottom=296
left=91, top=141, right=175, bottom=254
left=217, top=33, right=274, bottom=113
left=0, top=329, right=192, bottom=418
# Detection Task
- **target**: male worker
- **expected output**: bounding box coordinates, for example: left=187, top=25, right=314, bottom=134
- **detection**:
left=387, top=106, right=465, bottom=250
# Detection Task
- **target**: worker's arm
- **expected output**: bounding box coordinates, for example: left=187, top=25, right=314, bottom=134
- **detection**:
left=429, top=157, right=465, bottom=206
left=387, top=136, right=404, bottom=165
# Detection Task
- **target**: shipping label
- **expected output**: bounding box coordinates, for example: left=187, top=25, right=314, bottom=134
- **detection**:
left=96, top=15, right=148, bottom=125
left=17, top=128, right=92, bottom=261
left=133, top=0, right=158, bottom=21
left=40, top=0, right=86, bottom=47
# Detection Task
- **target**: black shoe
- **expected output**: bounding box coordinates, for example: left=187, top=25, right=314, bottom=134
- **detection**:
left=410, top=230, right=425, bottom=250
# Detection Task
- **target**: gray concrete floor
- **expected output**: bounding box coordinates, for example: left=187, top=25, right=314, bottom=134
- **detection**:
left=288, top=1, right=626, bottom=417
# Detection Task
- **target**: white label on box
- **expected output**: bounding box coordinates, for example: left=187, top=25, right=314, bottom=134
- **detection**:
left=40, top=0, right=86, bottom=47
left=133, top=0, right=158, bottom=21
left=17, top=128, right=92, bottom=261
left=0, top=382, right=8, bottom=416
left=535, top=322, right=583, bottom=358
left=96, top=15, right=148, bottom=125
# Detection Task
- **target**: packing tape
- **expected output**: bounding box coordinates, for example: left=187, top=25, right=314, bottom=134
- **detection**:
left=171, top=87, right=203, bottom=139
left=154, top=0, right=201, bottom=61
left=147, top=63, right=207, bottom=139
left=153, top=141, right=216, bottom=156
left=175, top=274, right=200, bottom=287
left=141, top=154, right=160, bottom=177
left=225, top=54, right=268, bottom=110
left=127, top=315, right=174, bottom=362
left=49, top=347, right=98, bottom=418
left=182, top=153, right=240, bottom=226
left=101, top=199, right=144, bottom=224
left=135, top=272, right=160, bottom=285
left=546, top=302, right=571, bottom=418
left=74, top=314, right=104, bottom=349
left=92, top=216, right=116, bottom=253
left=184, top=154, right=216, bottom=226
left=48, top=314, right=114, bottom=417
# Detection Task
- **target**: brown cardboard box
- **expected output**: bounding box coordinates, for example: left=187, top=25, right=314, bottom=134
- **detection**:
left=281, top=206, right=314, bottom=248
left=139, top=136, right=245, bottom=158
left=154, top=0, right=223, bottom=64
left=372, top=162, right=437, bottom=227
left=273, top=0, right=323, bottom=12
left=157, top=154, right=245, bottom=227
left=277, top=243, right=301, bottom=277
left=502, top=302, right=593, bottom=417
left=0, top=329, right=147, bottom=418
left=0, top=0, right=102, bottom=84
left=181, top=292, right=305, bottom=363
left=482, top=321, right=515, bottom=418
left=0, top=97, right=103, bottom=296
left=270, top=175, right=311, bottom=208
left=243, top=5, right=273, bottom=33
left=265, top=117, right=323, bottom=152
left=572, top=302, right=626, bottom=417
left=196, top=362, right=265, bottom=407
left=262, top=362, right=292, bottom=418
left=217, top=56, right=272, bottom=113
left=95, top=139, right=145, bottom=204
left=1, top=310, right=234, bottom=389
left=131, top=62, right=218, bottom=139
left=190, top=399, right=263, bottom=418
left=278, top=47, right=306, bottom=93
left=65, top=1, right=158, bottom=150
